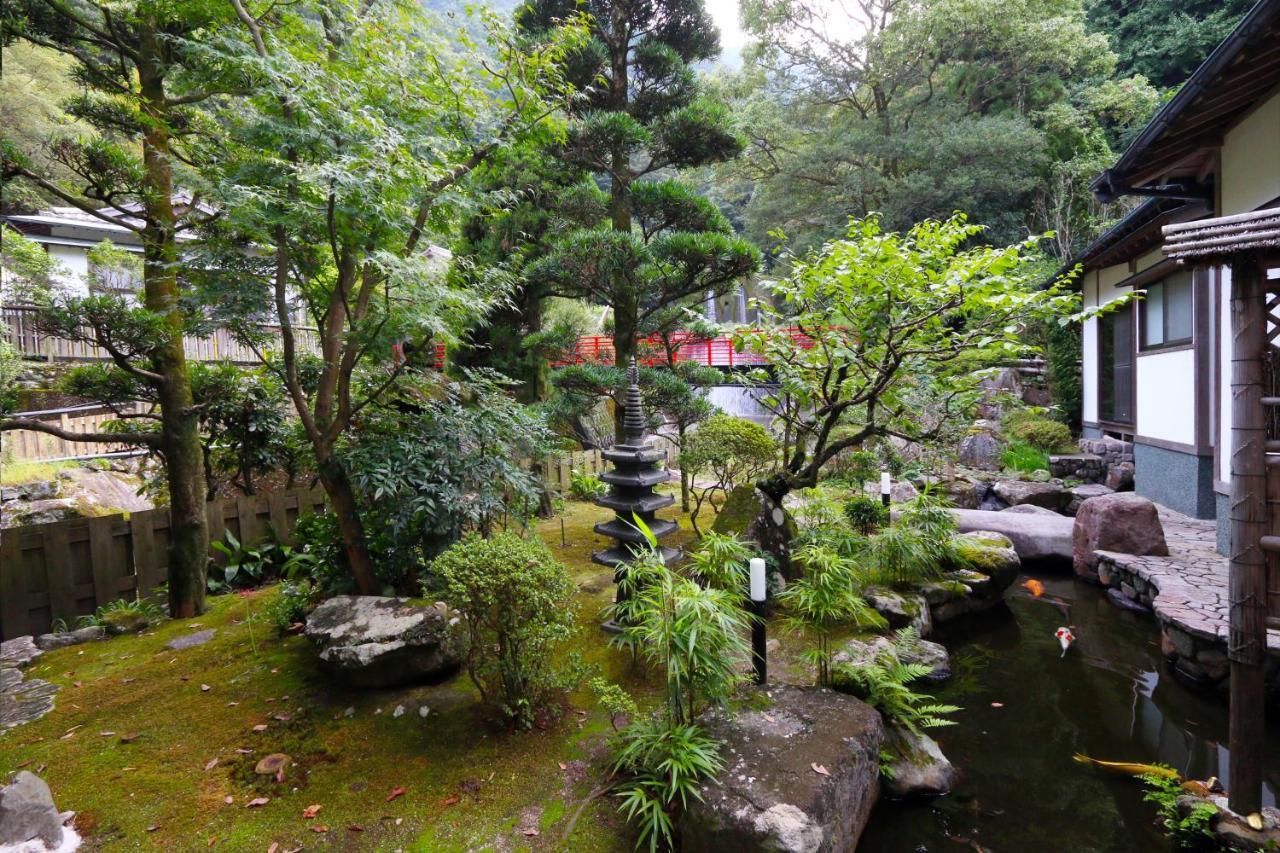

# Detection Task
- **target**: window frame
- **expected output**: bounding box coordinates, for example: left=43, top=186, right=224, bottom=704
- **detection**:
left=1139, top=270, right=1194, bottom=352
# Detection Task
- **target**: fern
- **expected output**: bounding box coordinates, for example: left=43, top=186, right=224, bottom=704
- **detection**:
left=834, top=646, right=961, bottom=736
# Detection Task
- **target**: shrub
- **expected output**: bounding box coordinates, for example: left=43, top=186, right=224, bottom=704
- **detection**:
left=685, top=531, right=753, bottom=595
left=611, top=716, right=722, bottom=852
left=680, top=414, right=777, bottom=535
left=1002, top=440, right=1049, bottom=473
left=433, top=532, right=580, bottom=729
left=569, top=469, right=608, bottom=501
left=843, top=495, right=889, bottom=534
left=265, top=580, right=319, bottom=632
left=207, top=528, right=297, bottom=593
left=77, top=597, right=164, bottom=633
left=781, top=544, right=886, bottom=686
left=1004, top=412, right=1072, bottom=453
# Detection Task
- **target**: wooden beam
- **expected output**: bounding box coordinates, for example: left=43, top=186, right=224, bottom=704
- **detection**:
left=1228, top=252, right=1267, bottom=815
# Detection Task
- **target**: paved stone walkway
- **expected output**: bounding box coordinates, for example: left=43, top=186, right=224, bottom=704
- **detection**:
left=0, top=636, right=58, bottom=733
left=1097, top=506, right=1280, bottom=653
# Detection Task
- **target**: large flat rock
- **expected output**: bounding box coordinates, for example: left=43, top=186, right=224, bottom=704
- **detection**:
left=682, top=686, right=884, bottom=853
left=950, top=509, right=1073, bottom=568
left=304, top=596, right=462, bottom=688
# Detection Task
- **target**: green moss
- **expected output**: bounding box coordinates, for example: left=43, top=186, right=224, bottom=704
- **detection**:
left=952, top=534, right=1014, bottom=573
left=709, top=484, right=759, bottom=537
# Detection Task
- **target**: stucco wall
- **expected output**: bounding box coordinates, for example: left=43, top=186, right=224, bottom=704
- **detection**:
left=1135, top=348, right=1196, bottom=445
left=46, top=244, right=90, bottom=296
left=1221, top=92, right=1280, bottom=216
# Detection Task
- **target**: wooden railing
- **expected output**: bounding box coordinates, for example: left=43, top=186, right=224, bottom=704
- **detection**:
left=2, top=404, right=147, bottom=462
left=551, top=328, right=813, bottom=369
left=2, top=305, right=322, bottom=364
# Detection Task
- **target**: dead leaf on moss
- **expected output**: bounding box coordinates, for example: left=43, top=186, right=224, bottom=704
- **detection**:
left=443, top=795, right=459, bottom=806
left=267, top=844, right=278, bottom=853
left=201, top=684, right=212, bottom=692
left=251, top=724, right=268, bottom=732
left=810, top=763, right=830, bottom=777
left=386, top=787, right=406, bottom=802
left=204, top=757, right=218, bottom=771
left=302, top=804, right=321, bottom=819
left=347, top=825, right=364, bottom=832
left=119, top=732, right=140, bottom=744
left=146, top=825, right=158, bottom=832
left=521, top=828, right=540, bottom=836
left=246, top=797, right=270, bottom=808
left=224, top=796, right=234, bottom=805
left=310, top=825, right=328, bottom=834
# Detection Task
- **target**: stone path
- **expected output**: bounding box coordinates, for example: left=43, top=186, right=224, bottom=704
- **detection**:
left=1096, top=506, right=1280, bottom=653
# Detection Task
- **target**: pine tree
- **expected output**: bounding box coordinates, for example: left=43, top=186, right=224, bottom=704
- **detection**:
left=517, top=0, right=759, bottom=418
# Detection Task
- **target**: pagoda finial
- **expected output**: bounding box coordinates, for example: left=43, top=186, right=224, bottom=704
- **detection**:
left=623, top=357, right=646, bottom=443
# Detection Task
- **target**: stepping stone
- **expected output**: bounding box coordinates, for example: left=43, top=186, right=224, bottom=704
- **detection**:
left=166, top=629, right=216, bottom=650
left=0, top=637, right=41, bottom=669
left=0, top=668, right=59, bottom=732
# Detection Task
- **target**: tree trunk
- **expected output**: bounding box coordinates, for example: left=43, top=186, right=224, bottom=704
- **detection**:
left=316, top=452, right=380, bottom=595
left=607, top=29, right=634, bottom=439
left=139, top=46, right=208, bottom=618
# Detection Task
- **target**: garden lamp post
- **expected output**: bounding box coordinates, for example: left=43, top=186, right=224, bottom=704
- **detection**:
left=880, top=471, right=892, bottom=508
left=750, top=557, right=767, bottom=685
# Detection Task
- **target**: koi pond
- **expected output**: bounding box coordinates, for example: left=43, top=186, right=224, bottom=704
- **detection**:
left=858, top=572, right=1280, bottom=852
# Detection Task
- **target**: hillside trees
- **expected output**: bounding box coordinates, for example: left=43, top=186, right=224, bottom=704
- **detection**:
left=726, top=0, right=1157, bottom=258
left=196, top=0, right=584, bottom=592
left=0, top=0, right=265, bottom=616
left=516, top=0, right=760, bottom=410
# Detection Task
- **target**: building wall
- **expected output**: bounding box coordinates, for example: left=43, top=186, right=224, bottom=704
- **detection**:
left=1220, top=92, right=1280, bottom=216
left=1135, top=348, right=1196, bottom=445
left=1081, top=263, right=1140, bottom=426
left=1134, top=442, right=1215, bottom=519
left=45, top=244, right=91, bottom=296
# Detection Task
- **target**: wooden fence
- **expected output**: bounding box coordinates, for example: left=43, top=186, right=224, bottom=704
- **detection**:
left=538, top=449, right=607, bottom=494
left=0, top=487, right=325, bottom=641
left=2, top=405, right=147, bottom=463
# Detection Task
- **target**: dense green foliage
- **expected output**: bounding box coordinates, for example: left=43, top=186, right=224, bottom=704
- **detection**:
left=718, top=0, right=1159, bottom=258
left=434, top=532, right=581, bottom=729
left=834, top=631, right=961, bottom=736
left=740, top=214, right=1077, bottom=504
left=1087, top=0, right=1255, bottom=89
left=1005, top=414, right=1074, bottom=453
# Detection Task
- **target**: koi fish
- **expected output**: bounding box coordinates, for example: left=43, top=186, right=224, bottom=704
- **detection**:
left=1072, top=754, right=1180, bottom=779
left=1055, top=626, right=1075, bottom=657
left=1022, top=578, right=1045, bottom=597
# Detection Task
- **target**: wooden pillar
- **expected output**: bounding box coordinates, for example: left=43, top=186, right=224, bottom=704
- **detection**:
left=1228, top=252, right=1267, bottom=815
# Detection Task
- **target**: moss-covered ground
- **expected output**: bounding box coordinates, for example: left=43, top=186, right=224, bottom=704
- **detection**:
left=0, top=490, right=819, bottom=851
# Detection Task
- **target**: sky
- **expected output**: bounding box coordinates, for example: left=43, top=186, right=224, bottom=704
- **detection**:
left=706, top=0, right=750, bottom=65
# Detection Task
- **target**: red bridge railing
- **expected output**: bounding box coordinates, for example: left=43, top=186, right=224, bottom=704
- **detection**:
left=550, top=329, right=813, bottom=369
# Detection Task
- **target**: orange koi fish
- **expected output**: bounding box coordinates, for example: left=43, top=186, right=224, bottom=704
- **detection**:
left=1022, top=579, right=1045, bottom=597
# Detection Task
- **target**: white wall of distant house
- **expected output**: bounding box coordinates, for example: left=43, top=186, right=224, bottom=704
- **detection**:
left=1221, top=93, right=1280, bottom=217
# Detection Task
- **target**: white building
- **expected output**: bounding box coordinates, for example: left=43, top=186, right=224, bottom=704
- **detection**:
left=3, top=206, right=149, bottom=296
left=1074, top=0, right=1280, bottom=551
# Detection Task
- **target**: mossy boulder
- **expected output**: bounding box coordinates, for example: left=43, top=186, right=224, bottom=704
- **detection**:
left=710, top=485, right=762, bottom=537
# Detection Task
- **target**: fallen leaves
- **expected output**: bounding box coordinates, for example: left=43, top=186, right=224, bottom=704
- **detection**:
left=386, top=787, right=407, bottom=803
left=309, top=825, right=328, bottom=834
left=246, top=797, right=270, bottom=809
left=204, top=758, right=219, bottom=772
left=251, top=724, right=268, bottom=733
left=301, top=804, right=321, bottom=820
left=201, top=684, right=212, bottom=692
left=119, top=732, right=140, bottom=744
left=990, top=702, right=1005, bottom=709
left=442, top=795, right=460, bottom=806
left=224, top=796, right=234, bottom=805
left=521, top=828, right=540, bottom=837
left=810, top=763, right=830, bottom=777
left=557, top=762, right=567, bottom=771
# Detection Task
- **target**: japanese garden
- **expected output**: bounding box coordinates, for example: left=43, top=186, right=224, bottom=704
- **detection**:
left=1, top=0, right=1280, bottom=850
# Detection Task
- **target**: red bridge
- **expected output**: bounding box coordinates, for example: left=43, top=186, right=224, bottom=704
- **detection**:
left=551, top=329, right=812, bottom=369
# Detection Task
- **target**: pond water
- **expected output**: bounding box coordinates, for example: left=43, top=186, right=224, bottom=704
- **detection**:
left=858, top=572, right=1280, bottom=852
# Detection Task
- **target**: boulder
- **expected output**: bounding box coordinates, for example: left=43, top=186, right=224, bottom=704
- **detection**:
left=833, top=635, right=951, bottom=682
left=304, top=596, right=462, bottom=688
left=1072, top=492, right=1168, bottom=583
left=682, top=686, right=884, bottom=853
left=1000, top=503, right=1060, bottom=516
left=1066, top=483, right=1113, bottom=516
left=0, top=772, right=70, bottom=849
left=1105, top=461, right=1135, bottom=492
left=992, top=480, right=1068, bottom=512
left=865, top=590, right=932, bottom=637
left=882, top=729, right=957, bottom=799
left=937, top=477, right=982, bottom=510
left=957, top=430, right=1002, bottom=471
left=34, top=627, right=105, bottom=651
left=2, top=499, right=83, bottom=528
left=710, top=485, right=762, bottom=538
left=950, top=509, right=1073, bottom=568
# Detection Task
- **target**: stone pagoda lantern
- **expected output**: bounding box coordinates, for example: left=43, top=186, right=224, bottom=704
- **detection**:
left=594, top=360, right=678, bottom=629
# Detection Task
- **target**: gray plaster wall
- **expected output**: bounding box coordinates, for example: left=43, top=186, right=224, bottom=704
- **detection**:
left=1081, top=425, right=1103, bottom=439
left=1216, top=492, right=1229, bottom=556
left=1134, top=442, right=1216, bottom=519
